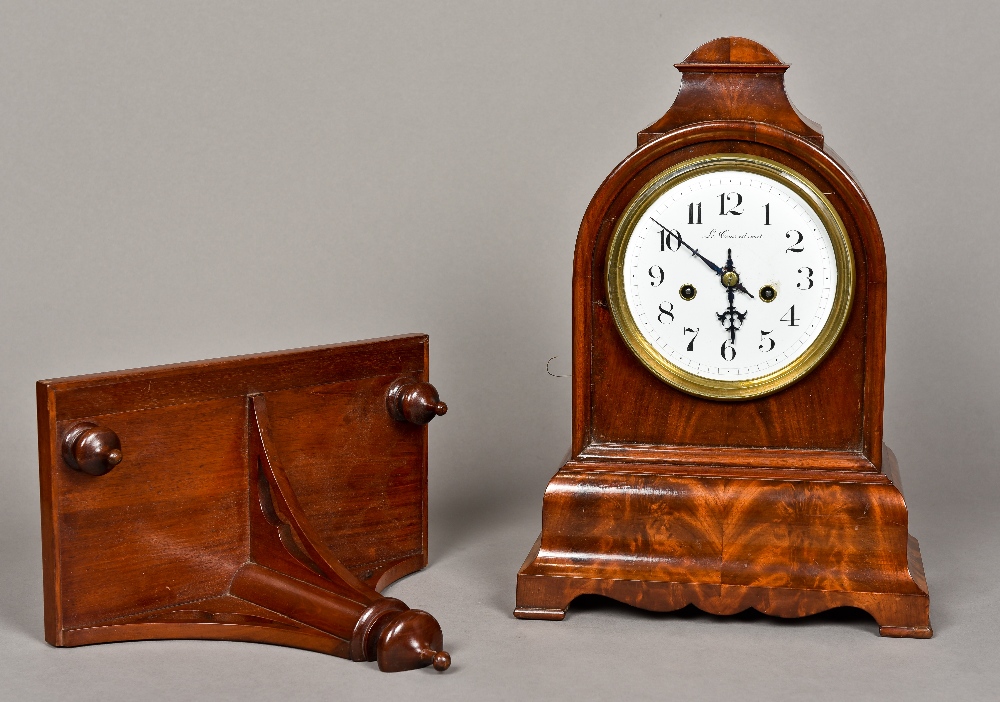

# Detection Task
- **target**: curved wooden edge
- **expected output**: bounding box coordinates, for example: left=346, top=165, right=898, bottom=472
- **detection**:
left=60, top=621, right=349, bottom=655
left=575, top=118, right=888, bottom=332
left=56, top=594, right=350, bottom=655
left=250, top=395, right=380, bottom=601
left=677, top=36, right=785, bottom=68
left=372, top=552, right=429, bottom=592
left=516, top=555, right=931, bottom=637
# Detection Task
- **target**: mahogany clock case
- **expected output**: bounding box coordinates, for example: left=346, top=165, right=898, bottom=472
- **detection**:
left=515, top=38, right=931, bottom=637
left=38, top=334, right=451, bottom=672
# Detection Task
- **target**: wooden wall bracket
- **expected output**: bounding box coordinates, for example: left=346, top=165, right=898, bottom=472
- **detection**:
left=38, top=334, right=451, bottom=671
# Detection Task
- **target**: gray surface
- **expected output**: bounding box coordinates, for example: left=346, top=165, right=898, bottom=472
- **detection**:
left=2, top=2, right=998, bottom=700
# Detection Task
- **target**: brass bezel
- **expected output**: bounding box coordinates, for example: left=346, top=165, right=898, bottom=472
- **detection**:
left=605, top=154, right=855, bottom=401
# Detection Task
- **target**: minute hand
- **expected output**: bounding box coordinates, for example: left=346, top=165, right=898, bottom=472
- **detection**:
left=650, top=218, right=754, bottom=297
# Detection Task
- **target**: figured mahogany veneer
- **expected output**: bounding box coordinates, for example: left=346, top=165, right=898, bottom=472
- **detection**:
left=38, top=334, right=452, bottom=671
left=515, top=38, right=931, bottom=637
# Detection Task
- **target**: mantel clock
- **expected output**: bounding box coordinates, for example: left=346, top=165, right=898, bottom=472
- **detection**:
left=515, top=37, right=931, bottom=637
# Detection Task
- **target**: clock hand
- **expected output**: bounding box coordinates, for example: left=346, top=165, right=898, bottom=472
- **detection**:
left=649, top=218, right=754, bottom=297
left=722, top=246, right=754, bottom=298
left=717, top=286, right=747, bottom=344
left=732, top=280, right=754, bottom=298
left=650, top=217, right=723, bottom=274
left=717, top=249, right=748, bottom=343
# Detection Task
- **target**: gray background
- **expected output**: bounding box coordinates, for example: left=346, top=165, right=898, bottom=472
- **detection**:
left=2, top=1, right=998, bottom=700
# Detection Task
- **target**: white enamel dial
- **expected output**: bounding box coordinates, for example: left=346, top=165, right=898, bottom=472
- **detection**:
left=607, top=155, right=854, bottom=399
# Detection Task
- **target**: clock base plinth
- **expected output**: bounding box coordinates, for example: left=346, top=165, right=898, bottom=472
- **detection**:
left=514, top=447, right=931, bottom=638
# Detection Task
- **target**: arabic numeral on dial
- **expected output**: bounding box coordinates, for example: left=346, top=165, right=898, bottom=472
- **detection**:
left=759, top=330, right=775, bottom=351
left=684, top=327, right=699, bottom=351
left=719, top=192, right=743, bottom=215
left=721, top=338, right=736, bottom=361
left=763, top=202, right=771, bottom=225
left=780, top=305, right=799, bottom=327
left=659, top=227, right=682, bottom=252
left=688, top=202, right=702, bottom=224
left=657, top=302, right=674, bottom=323
left=785, top=230, right=805, bottom=252
left=797, top=267, right=814, bottom=289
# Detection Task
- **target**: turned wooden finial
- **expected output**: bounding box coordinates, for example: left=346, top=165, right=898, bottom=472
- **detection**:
left=637, top=36, right=823, bottom=147
left=431, top=651, right=451, bottom=672
left=375, top=609, right=450, bottom=673
left=676, top=36, right=786, bottom=68
left=62, top=422, right=122, bottom=476
left=386, top=378, right=448, bottom=425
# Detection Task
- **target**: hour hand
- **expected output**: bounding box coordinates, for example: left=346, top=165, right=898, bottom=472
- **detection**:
left=651, top=218, right=753, bottom=297
left=722, top=272, right=755, bottom=299
left=723, top=248, right=754, bottom=298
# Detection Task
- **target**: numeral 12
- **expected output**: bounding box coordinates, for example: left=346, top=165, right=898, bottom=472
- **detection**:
left=719, top=192, right=743, bottom=216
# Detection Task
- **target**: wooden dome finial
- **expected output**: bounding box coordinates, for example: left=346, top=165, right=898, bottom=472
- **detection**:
left=678, top=36, right=786, bottom=69
left=638, top=36, right=822, bottom=146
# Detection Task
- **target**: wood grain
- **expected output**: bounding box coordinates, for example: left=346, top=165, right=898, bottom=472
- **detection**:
left=263, top=377, right=427, bottom=584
